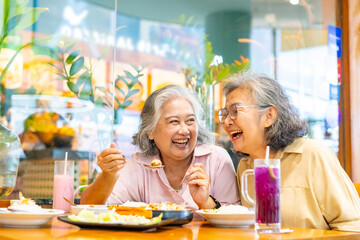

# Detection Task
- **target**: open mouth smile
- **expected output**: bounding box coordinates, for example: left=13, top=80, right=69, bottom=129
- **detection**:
left=172, top=139, right=189, bottom=147
left=230, top=130, right=243, bottom=140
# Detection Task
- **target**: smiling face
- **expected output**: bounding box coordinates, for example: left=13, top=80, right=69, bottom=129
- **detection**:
left=222, top=87, right=268, bottom=159
left=148, top=97, right=198, bottom=163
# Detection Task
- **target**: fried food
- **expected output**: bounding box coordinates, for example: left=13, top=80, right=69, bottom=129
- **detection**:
left=150, top=159, right=162, bottom=167
left=148, top=202, right=185, bottom=211
left=108, top=205, right=152, bottom=218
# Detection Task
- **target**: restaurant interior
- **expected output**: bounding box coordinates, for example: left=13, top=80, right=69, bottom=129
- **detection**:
left=1, top=0, right=360, bottom=238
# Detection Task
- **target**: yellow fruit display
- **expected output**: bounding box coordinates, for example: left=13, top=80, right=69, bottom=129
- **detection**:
left=23, top=112, right=75, bottom=148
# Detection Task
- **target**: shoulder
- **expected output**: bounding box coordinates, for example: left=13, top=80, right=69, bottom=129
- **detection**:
left=286, top=137, right=333, bottom=155
left=287, top=137, right=338, bottom=166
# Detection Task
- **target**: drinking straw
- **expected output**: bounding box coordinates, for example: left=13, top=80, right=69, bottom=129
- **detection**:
left=64, top=151, right=68, bottom=175
left=265, top=145, right=270, bottom=160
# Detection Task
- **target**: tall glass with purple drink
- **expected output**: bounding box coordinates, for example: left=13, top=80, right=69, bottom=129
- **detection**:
left=241, top=158, right=281, bottom=233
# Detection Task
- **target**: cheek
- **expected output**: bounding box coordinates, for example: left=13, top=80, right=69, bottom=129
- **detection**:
left=192, top=125, right=198, bottom=135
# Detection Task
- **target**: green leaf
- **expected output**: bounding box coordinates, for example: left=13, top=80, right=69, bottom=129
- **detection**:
left=94, top=97, right=104, bottom=106
left=216, top=68, right=230, bottom=82
left=118, top=76, right=129, bottom=86
left=8, top=7, right=48, bottom=36
left=67, top=81, right=79, bottom=95
left=185, top=16, right=194, bottom=26
left=124, top=70, right=134, bottom=80
left=95, top=86, right=107, bottom=93
left=121, top=100, right=133, bottom=108
left=127, top=89, right=139, bottom=97
left=2, top=15, right=22, bottom=38
left=65, top=50, right=80, bottom=64
left=115, top=84, right=126, bottom=97
left=75, top=71, right=90, bottom=87
left=55, top=72, right=67, bottom=80
left=69, top=56, right=84, bottom=76
left=48, top=63, right=63, bottom=72
left=32, top=44, right=60, bottom=60
left=114, top=96, right=121, bottom=107
left=79, top=74, right=94, bottom=102
left=131, top=65, right=140, bottom=72
left=104, top=95, right=113, bottom=107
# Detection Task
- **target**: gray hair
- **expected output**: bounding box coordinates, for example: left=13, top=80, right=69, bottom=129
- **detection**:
left=132, top=84, right=214, bottom=156
left=223, top=71, right=307, bottom=154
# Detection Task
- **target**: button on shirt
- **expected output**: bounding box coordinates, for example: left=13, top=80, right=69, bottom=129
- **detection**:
left=237, top=137, right=360, bottom=231
left=107, top=144, right=240, bottom=210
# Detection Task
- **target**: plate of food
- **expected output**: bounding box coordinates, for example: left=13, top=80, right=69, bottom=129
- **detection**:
left=58, top=209, right=174, bottom=230
left=0, top=208, right=64, bottom=228
left=82, top=201, right=193, bottom=226
left=8, top=192, right=43, bottom=212
left=0, top=193, right=65, bottom=228
left=71, top=205, right=110, bottom=215
left=196, top=205, right=254, bottom=228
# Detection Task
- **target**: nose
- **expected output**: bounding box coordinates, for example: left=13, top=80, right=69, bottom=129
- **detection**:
left=178, top=123, right=190, bottom=135
left=223, top=114, right=234, bottom=127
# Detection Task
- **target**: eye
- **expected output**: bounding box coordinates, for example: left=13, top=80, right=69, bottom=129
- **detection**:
left=187, top=118, right=195, bottom=123
left=169, top=119, right=179, bottom=124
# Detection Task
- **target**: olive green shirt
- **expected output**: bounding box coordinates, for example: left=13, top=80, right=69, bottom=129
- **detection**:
left=237, top=137, right=360, bottom=231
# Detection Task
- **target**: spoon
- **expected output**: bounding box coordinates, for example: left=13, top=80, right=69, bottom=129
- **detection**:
left=143, top=164, right=165, bottom=170
left=143, top=159, right=165, bottom=170
left=63, top=196, right=76, bottom=207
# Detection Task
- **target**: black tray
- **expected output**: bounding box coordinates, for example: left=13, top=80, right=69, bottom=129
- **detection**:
left=152, top=210, right=193, bottom=226
left=58, top=216, right=175, bottom=230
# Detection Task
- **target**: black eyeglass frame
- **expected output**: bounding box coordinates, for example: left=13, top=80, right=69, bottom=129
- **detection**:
left=218, top=104, right=258, bottom=124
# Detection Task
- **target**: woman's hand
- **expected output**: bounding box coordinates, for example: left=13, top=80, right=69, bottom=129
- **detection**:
left=97, top=142, right=126, bottom=181
left=185, top=163, right=214, bottom=209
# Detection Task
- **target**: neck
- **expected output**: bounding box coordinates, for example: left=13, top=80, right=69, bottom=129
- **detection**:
left=161, top=152, right=194, bottom=189
left=162, top=152, right=193, bottom=173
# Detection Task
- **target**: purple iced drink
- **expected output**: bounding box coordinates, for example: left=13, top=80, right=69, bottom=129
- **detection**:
left=254, top=166, right=280, bottom=224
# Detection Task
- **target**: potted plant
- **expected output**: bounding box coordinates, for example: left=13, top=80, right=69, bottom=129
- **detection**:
left=0, top=0, right=47, bottom=118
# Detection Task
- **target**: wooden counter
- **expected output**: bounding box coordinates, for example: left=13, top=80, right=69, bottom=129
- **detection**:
left=1, top=218, right=360, bottom=240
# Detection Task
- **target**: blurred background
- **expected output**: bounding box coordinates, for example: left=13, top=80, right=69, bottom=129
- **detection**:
left=1, top=0, right=355, bottom=200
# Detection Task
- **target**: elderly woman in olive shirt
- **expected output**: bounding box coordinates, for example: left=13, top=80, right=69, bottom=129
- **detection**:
left=219, top=71, right=360, bottom=231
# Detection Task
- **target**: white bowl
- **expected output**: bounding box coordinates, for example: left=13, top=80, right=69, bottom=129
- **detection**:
left=196, top=210, right=255, bottom=228
left=70, top=205, right=109, bottom=215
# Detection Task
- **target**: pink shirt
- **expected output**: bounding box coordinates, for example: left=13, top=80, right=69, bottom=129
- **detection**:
left=106, top=144, right=240, bottom=210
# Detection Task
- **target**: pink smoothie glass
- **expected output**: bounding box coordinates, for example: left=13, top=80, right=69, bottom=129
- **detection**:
left=241, top=159, right=281, bottom=233
left=53, top=160, right=74, bottom=212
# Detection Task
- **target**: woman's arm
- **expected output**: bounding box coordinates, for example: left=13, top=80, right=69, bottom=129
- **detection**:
left=80, top=143, right=126, bottom=204
left=80, top=172, right=118, bottom=204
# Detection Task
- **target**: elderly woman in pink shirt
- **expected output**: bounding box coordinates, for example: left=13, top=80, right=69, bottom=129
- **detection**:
left=81, top=85, right=240, bottom=210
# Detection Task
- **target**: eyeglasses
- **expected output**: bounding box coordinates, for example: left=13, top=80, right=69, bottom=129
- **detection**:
left=218, top=104, right=257, bottom=124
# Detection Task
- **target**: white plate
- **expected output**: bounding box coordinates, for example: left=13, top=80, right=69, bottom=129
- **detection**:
left=0, top=208, right=64, bottom=228
left=71, top=205, right=110, bottom=215
left=196, top=210, right=255, bottom=228
left=7, top=206, right=43, bottom=212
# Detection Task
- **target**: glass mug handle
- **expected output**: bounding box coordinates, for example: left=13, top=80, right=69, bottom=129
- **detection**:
left=241, top=169, right=255, bottom=206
